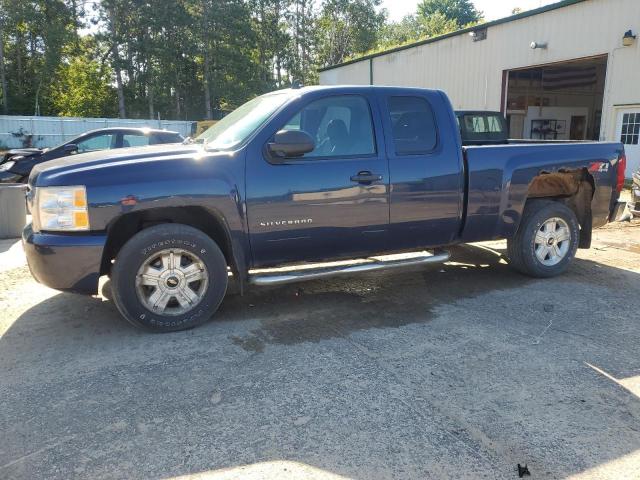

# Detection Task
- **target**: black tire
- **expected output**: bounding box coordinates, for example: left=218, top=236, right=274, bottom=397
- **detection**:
left=111, top=224, right=228, bottom=332
left=507, top=199, right=579, bottom=278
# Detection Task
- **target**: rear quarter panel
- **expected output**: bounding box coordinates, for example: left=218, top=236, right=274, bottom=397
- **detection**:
left=461, top=142, right=624, bottom=242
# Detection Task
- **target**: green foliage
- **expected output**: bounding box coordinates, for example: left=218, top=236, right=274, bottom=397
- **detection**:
left=0, top=0, right=484, bottom=120
left=417, top=0, right=483, bottom=27
left=50, top=42, right=117, bottom=117
left=378, top=12, right=459, bottom=50
left=315, top=0, right=386, bottom=67
left=0, top=0, right=80, bottom=115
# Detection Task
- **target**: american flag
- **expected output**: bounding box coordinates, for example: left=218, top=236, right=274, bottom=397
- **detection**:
left=542, top=65, right=598, bottom=90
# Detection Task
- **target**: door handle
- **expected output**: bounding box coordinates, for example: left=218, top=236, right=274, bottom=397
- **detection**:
left=350, top=171, right=382, bottom=184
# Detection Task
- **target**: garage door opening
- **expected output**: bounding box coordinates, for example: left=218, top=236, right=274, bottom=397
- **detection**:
left=504, top=56, right=607, bottom=141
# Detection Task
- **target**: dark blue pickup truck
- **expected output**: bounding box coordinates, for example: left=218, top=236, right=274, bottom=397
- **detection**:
left=23, top=86, right=627, bottom=332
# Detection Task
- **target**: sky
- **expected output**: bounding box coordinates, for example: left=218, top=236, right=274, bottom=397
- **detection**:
left=381, top=0, right=559, bottom=22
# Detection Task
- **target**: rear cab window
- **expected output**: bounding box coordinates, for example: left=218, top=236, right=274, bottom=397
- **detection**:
left=387, top=96, right=438, bottom=155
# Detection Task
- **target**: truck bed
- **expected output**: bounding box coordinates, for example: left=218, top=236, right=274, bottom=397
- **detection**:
left=460, top=141, right=623, bottom=243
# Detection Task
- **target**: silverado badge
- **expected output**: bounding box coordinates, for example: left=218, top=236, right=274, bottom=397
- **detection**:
left=259, top=218, right=313, bottom=227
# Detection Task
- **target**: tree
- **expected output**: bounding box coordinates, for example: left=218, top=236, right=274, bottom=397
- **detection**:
left=287, top=0, right=315, bottom=84
left=100, top=0, right=127, bottom=117
left=50, top=41, right=117, bottom=117
left=251, top=0, right=291, bottom=88
left=186, top=0, right=262, bottom=119
left=0, top=0, right=81, bottom=115
left=0, top=0, right=446, bottom=119
left=315, top=0, right=386, bottom=67
left=417, top=0, right=482, bottom=27
left=0, top=10, right=7, bottom=113
left=378, top=11, right=458, bottom=49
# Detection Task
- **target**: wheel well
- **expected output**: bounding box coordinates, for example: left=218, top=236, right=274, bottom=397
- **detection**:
left=100, top=206, right=235, bottom=275
left=525, top=168, right=595, bottom=248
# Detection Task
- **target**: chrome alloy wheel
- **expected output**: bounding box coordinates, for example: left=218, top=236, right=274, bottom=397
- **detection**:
left=534, top=217, right=571, bottom=266
left=135, top=248, right=209, bottom=315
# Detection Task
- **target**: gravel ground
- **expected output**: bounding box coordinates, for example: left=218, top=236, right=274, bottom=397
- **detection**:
left=0, top=218, right=639, bottom=480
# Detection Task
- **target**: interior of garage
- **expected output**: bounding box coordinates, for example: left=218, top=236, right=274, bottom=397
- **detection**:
left=505, top=56, right=608, bottom=141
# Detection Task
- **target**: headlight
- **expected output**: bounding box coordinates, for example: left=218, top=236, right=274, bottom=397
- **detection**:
left=0, top=161, right=15, bottom=172
left=35, top=186, right=89, bottom=231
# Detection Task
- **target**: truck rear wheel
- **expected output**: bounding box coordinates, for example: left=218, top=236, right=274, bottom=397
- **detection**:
left=111, top=224, right=228, bottom=332
left=507, top=199, right=579, bottom=278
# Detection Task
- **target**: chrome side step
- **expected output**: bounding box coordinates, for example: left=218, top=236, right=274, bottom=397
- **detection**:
left=249, top=249, right=450, bottom=286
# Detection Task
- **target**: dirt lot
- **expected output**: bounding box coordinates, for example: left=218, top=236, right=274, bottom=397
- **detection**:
left=1, top=218, right=639, bottom=479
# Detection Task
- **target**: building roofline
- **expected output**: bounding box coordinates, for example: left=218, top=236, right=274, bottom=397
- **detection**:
left=318, top=0, right=587, bottom=72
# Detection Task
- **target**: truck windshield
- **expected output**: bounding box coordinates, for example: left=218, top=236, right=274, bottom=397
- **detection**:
left=196, top=93, right=291, bottom=150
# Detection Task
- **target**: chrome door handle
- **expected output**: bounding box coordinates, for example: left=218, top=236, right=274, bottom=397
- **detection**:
left=350, top=171, right=382, bottom=184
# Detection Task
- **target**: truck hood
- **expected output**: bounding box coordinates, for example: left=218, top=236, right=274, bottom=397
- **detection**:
left=30, top=143, right=203, bottom=186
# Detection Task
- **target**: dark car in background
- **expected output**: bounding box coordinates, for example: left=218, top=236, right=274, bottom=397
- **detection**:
left=455, top=110, right=509, bottom=146
left=0, top=127, right=184, bottom=183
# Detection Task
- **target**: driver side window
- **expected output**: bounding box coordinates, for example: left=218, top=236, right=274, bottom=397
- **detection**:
left=282, top=95, right=375, bottom=159
left=76, top=133, right=116, bottom=153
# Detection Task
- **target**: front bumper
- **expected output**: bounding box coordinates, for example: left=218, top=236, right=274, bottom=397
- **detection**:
left=22, top=223, right=107, bottom=294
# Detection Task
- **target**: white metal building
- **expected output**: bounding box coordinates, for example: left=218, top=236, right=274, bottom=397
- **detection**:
left=319, top=0, right=640, bottom=175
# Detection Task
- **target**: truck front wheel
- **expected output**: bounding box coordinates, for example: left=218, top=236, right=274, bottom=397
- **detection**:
left=111, top=224, right=228, bottom=332
left=507, top=199, right=579, bottom=278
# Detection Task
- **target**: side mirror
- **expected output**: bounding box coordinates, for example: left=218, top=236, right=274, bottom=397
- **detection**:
left=267, top=130, right=315, bottom=159
left=63, top=144, right=78, bottom=154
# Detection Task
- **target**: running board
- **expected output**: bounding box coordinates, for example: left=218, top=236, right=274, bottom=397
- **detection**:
left=249, top=249, right=450, bottom=286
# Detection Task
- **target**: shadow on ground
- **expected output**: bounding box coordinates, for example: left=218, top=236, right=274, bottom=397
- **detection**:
left=4, top=244, right=524, bottom=352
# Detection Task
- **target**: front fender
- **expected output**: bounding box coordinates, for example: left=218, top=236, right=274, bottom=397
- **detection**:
left=81, top=151, right=250, bottom=283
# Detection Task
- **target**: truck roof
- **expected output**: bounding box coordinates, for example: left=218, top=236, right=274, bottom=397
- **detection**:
left=272, top=85, right=446, bottom=96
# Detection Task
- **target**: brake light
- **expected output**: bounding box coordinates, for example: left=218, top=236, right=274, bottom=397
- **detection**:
left=616, top=153, right=626, bottom=193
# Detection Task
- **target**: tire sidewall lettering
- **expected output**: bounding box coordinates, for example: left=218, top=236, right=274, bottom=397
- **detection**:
left=141, top=238, right=197, bottom=256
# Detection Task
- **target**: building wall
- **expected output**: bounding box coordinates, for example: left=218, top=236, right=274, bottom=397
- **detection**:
left=320, top=60, right=370, bottom=85
left=319, top=0, right=640, bottom=142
